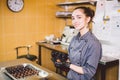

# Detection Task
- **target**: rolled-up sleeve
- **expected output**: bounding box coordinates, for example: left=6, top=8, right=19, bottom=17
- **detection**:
left=82, top=41, right=102, bottom=79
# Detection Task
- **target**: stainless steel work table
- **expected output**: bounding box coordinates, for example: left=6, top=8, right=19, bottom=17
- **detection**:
left=0, top=58, right=67, bottom=80
left=36, top=42, right=119, bottom=80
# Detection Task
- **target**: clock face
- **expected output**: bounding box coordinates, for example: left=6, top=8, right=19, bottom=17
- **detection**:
left=7, top=0, right=24, bottom=12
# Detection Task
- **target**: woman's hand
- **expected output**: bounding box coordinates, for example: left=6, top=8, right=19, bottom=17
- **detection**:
left=55, top=59, right=71, bottom=68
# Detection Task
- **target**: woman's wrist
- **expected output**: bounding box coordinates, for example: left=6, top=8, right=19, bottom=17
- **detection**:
left=69, top=64, right=84, bottom=74
left=69, top=63, right=72, bottom=68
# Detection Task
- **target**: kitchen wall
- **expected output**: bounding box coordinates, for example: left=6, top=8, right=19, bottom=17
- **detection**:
left=0, top=0, right=66, bottom=62
left=0, top=0, right=95, bottom=62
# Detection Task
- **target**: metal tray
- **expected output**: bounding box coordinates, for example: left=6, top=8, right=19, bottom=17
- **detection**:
left=1, top=63, right=51, bottom=80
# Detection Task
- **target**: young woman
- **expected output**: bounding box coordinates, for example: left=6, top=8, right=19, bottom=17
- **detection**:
left=66, top=7, right=102, bottom=80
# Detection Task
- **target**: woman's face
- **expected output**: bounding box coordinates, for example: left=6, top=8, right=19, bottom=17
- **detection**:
left=71, top=9, right=90, bottom=30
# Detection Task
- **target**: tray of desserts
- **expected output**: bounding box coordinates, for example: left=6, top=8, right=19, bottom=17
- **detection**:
left=1, top=63, right=50, bottom=80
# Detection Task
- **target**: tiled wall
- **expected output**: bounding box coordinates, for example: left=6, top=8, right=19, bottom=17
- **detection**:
left=0, top=0, right=66, bottom=62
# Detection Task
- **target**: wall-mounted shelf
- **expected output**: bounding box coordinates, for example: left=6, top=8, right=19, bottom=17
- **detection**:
left=56, top=11, right=72, bottom=18
left=57, top=1, right=97, bottom=6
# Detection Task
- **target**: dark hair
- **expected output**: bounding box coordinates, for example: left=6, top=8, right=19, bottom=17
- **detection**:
left=73, top=7, right=94, bottom=22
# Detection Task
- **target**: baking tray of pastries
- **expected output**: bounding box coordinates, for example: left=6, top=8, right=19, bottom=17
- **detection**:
left=1, top=63, right=50, bottom=80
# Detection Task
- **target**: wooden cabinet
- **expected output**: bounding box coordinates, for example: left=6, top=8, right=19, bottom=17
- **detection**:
left=41, top=47, right=56, bottom=72
left=95, top=56, right=119, bottom=80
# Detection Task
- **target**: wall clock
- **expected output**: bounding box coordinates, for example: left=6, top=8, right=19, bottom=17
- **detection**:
left=7, top=0, right=24, bottom=12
